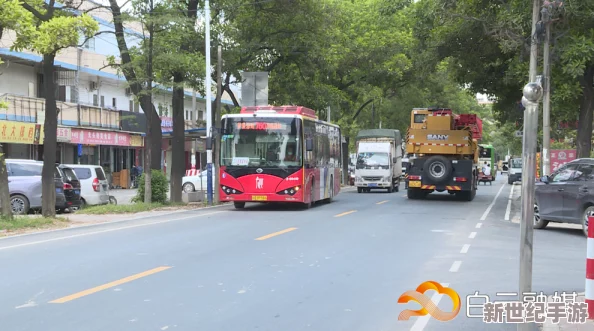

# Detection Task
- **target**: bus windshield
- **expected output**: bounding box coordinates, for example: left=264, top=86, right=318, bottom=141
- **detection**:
left=221, top=117, right=302, bottom=167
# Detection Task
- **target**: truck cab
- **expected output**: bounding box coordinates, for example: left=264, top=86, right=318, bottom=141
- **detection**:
left=354, top=129, right=402, bottom=193
left=355, top=142, right=396, bottom=192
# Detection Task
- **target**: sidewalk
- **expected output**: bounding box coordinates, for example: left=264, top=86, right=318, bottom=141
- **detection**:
left=541, top=294, right=594, bottom=330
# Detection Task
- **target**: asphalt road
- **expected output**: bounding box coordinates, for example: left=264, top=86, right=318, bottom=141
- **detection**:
left=0, top=176, right=587, bottom=331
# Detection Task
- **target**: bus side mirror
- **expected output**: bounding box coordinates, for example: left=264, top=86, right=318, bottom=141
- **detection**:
left=305, top=138, right=314, bottom=151
left=206, top=137, right=213, bottom=151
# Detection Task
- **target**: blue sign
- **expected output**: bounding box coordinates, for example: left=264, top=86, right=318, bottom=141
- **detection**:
left=77, top=144, right=83, bottom=157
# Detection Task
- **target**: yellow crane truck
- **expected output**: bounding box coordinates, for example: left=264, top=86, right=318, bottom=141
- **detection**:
left=404, top=107, right=482, bottom=201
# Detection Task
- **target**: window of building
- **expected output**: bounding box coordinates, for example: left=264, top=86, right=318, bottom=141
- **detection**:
left=129, top=100, right=134, bottom=112
left=112, top=98, right=117, bottom=108
left=185, top=110, right=189, bottom=120
left=100, top=95, right=105, bottom=108
left=93, top=94, right=98, bottom=106
left=198, top=110, right=203, bottom=120
left=70, top=86, right=77, bottom=103
left=82, top=37, right=95, bottom=51
left=134, top=102, right=139, bottom=113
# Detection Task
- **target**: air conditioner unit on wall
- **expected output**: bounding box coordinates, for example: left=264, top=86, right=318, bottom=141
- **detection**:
left=90, top=81, right=97, bottom=91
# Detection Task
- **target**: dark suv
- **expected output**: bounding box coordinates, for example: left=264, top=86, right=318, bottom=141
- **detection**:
left=56, top=164, right=82, bottom=212
left=534, top=158, right=594, bottom=236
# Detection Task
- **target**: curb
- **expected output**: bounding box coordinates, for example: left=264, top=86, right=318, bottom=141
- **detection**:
left=0, top=202, right=231, bottom=241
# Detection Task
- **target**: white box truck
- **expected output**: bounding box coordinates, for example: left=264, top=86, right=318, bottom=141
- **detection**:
left=354, top=129, right=403, bottom=193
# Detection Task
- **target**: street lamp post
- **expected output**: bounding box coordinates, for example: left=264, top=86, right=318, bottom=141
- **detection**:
left=518, top=82, right=543, bottom=331
left=205, top=0, right=213, bottom=206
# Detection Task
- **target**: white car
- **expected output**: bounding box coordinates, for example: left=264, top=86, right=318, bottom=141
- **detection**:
left=182, top=171, right=217, bottom=193
left=64, top=164, right=110, bottom=207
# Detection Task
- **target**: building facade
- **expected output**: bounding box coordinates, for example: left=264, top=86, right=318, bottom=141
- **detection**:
left=0, top=0, right=240, bottom=185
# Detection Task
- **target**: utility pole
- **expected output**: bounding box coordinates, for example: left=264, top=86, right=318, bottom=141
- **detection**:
left=214, top=45, right=222, bottom=204
left=541, top=3, right=557, bottom=176
left=518, top=1, right=542, bottom=330
left=204, top=0, right=213, bottom=206
left=371, top=102, right=375, bottom=128
left=327, top=105, right=330, bottom=122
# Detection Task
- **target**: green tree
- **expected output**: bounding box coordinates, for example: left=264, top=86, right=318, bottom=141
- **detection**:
left=0, top=0, right=38, bottom=219
left=9, top=0, right=98, bottom=216
left=151, top=0, right=204, bottom=202
left=108, top=0, right=163, bottom=174
left=411, top=0, right=594, bottom=157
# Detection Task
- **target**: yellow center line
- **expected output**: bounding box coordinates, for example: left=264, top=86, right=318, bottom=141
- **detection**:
left=49, top=266, right=172, bottom=304
left=376, top=200, right=389, bottom=205
left=255, top=227, right=298, bottom=241
left=334, top=210, right=357, bottom=218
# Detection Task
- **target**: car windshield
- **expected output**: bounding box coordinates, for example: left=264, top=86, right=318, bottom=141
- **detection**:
left=221, top=117, right=302, bottom=167
left=356, top=152, right=389, bottom=169
left=511, top=158, right=522, bottom=168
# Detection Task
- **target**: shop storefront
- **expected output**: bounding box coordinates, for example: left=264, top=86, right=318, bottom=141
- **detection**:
left=0, top=120, right=44, bottom=159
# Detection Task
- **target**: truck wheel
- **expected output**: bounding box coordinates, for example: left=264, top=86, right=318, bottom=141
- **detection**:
left=424, top=155, right=452, bottom=184
left=394, top=181, right=399, bottom=192
left=357, top=187, right=363, bottom=193
left=234, top=202, right=246, bottom=209
left=386, top=186, right=392, bottom=193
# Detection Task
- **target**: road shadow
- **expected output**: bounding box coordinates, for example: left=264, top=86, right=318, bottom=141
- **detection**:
left=538, top=224, right=584, bottom=238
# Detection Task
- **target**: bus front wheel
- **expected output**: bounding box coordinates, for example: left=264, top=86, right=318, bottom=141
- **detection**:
left=234, top=202, right=245, bottom=209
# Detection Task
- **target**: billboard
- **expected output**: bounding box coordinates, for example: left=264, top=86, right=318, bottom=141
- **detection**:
left=550, top=149, right=577, bottom=173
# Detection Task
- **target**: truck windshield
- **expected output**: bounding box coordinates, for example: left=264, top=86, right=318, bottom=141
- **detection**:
left=511, top=158, right=522, bottom=168
left=221, top=117, right=302, bottom=167
left=357, top=152, right=389, bottom=169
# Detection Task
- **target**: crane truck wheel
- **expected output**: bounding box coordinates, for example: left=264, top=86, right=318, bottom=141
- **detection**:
left=424, top=155, right=452, bottom=183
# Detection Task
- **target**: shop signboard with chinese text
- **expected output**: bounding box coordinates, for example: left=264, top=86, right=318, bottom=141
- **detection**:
left=0, top=120, right=44, bottom=144
left=71, top=129, right=131, bottom=146
left=550, top=149, right=577, bottom=173
left=57, top=127, right=71, bottom=143
left=130, top=135, right=143, bottom=147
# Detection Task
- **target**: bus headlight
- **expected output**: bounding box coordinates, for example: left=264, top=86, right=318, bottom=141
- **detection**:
left=277, top=186, right=300, bottom=196
left=221, top=185, right=243, bottom=195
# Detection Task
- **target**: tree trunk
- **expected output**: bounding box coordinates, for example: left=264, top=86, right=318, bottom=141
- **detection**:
left=576, top=66, right=594, bottom=158
left=41, top=53, right=57, bottom=217
left=170, top=73, right=185, bottom=202
left=0, top=144, right=11, bottom=218
left=149, top=106, right=161, bottom=170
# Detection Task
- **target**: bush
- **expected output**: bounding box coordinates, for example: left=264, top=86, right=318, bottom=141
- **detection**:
left=133, top=169, right=169, bottom=203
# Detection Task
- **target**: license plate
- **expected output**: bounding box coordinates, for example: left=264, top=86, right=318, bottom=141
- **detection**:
left=75, top=189, right=80, bottom=194
left=368, top=183, right=377, bottom=187
left=252, top=195, right=267, bottom=201
left=409, top=181, right=421, bottom=188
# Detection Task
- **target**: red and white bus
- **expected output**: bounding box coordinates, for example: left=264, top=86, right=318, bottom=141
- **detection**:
left=219, top=106, right=342, bottom=209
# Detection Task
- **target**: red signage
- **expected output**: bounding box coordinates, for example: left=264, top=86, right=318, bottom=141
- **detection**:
left=550, top=149, right=577, bottom=173
left=71, top=129, right=131, bottom=146
left=235, top=122, right=287, bottom=130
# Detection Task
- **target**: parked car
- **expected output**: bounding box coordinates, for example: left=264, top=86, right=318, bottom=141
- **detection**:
left=64, top=164, right=109, bottom=208
left=5, top=159, right=67, bottom=215
left=56, top=164, right=82, bottom=212
left=534, top=158, right=594, bottom=236
left=182, top=170, right=216, bottom=193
